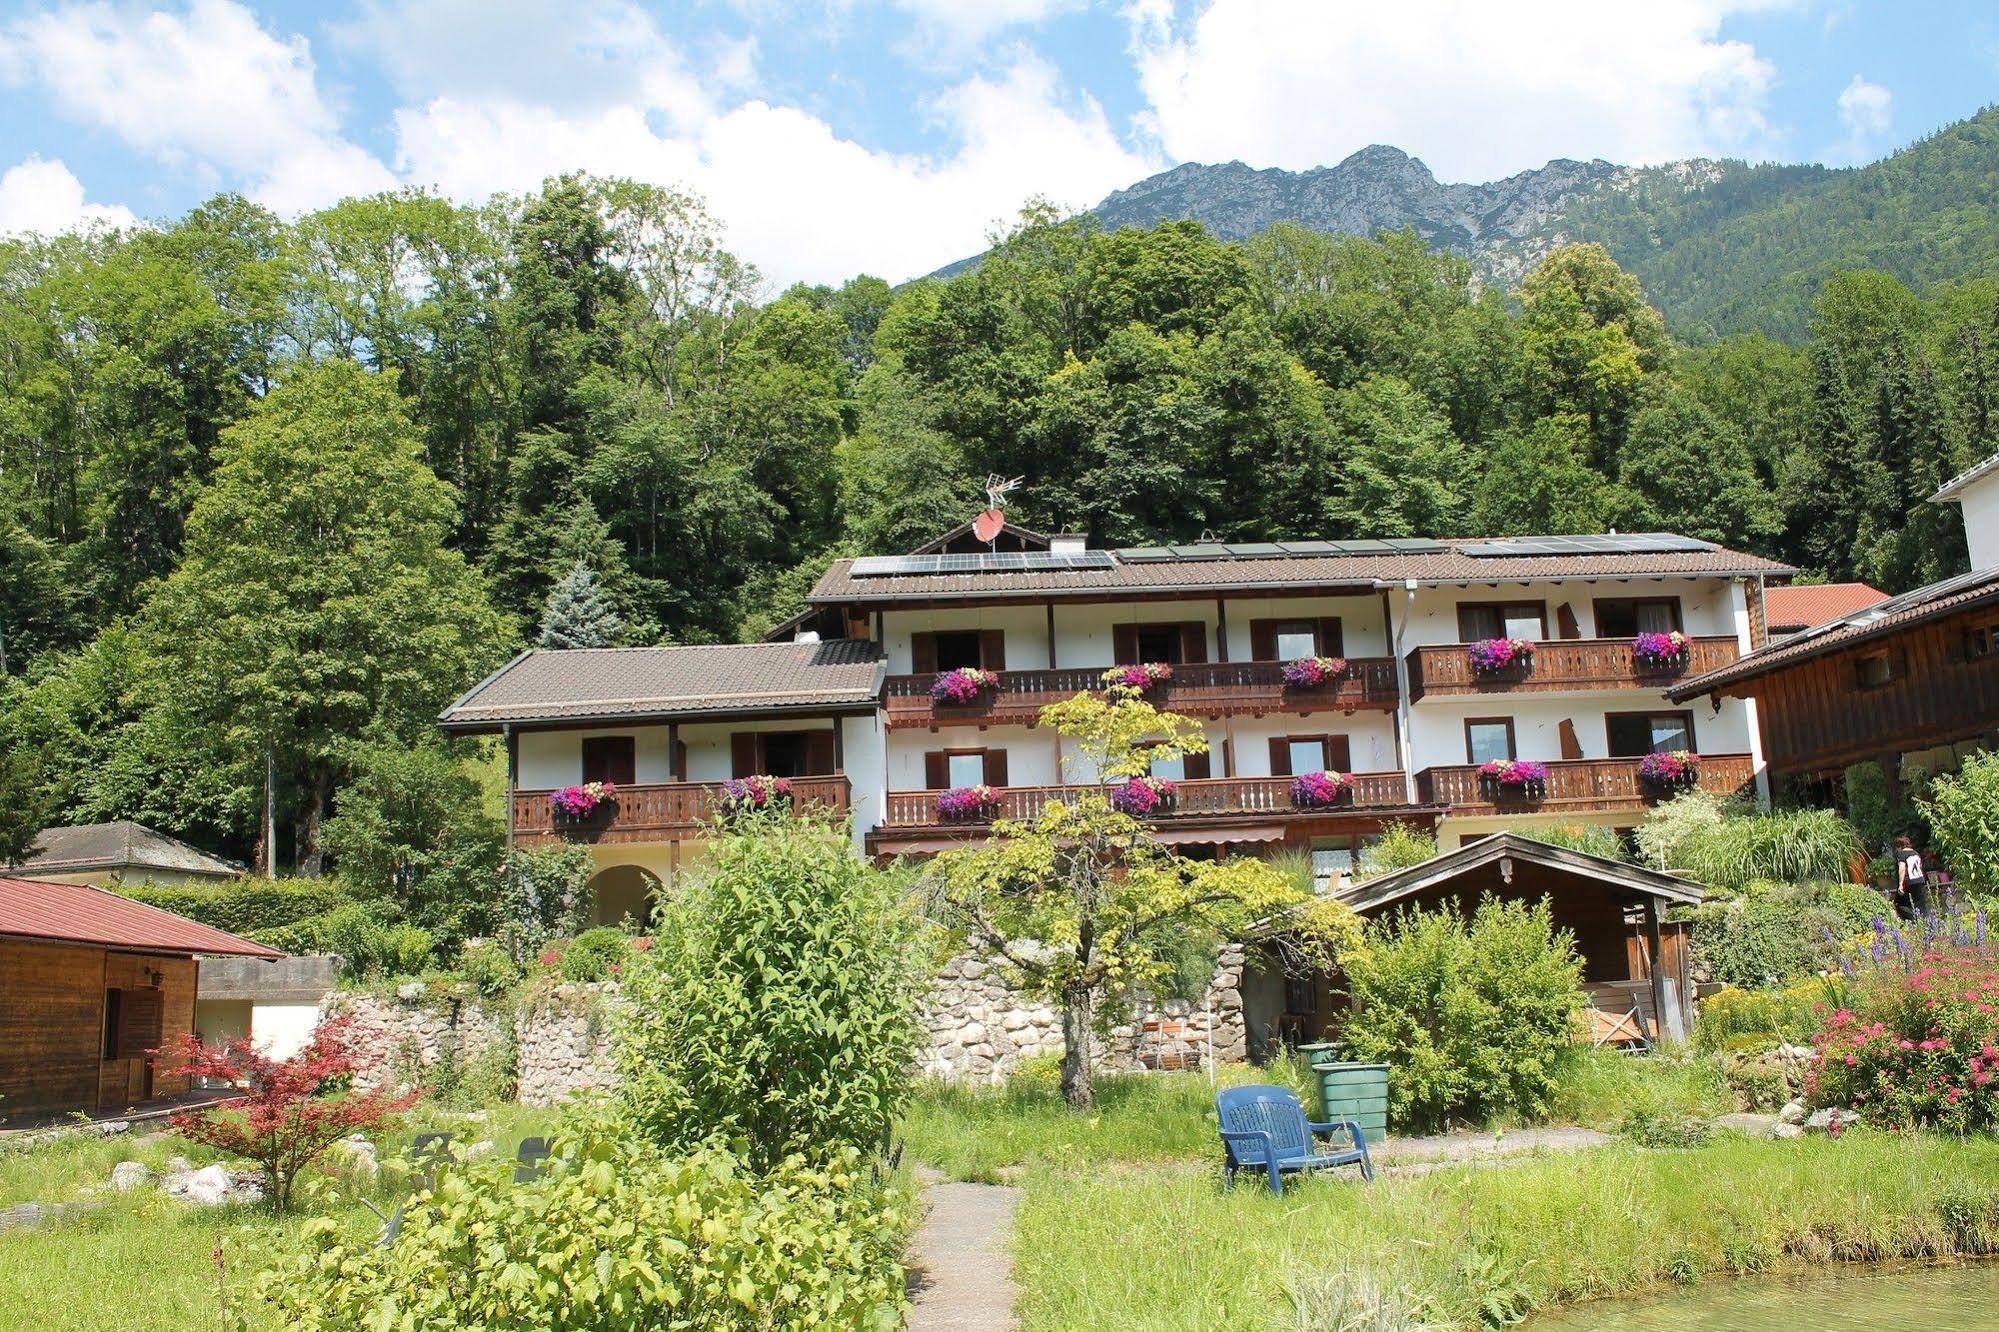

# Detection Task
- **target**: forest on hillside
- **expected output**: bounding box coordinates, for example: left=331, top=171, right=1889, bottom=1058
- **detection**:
left=0, top=176, right=1988, bottom=870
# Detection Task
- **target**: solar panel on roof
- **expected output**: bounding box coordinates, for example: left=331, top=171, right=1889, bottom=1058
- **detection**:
left=1224, top=542, right=1287, bottom=558
left=1115, top=546, right=1174, bottom=562
left=1170, top=543, right=1231, bottom=559
left=1382, top=538, right=1448, bottom=553
left=1458, top=533, right=1719, bottom=558
left=849, top=550, right=1114, bottom=577
left=1277, top=540, right=1337, bottom=555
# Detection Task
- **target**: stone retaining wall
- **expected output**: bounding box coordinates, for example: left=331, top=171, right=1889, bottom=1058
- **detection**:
left=325, top=983, right=621, bottom=1106
left=515, top=984, right=623, bottom=1106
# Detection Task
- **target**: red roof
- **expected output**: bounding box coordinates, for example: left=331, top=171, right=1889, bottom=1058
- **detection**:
left=0, top=876, right=283, bottom=958
left=1764, top=582, right=1889, bottom=631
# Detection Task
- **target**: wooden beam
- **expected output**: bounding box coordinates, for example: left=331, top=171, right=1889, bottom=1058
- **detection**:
left=1643, top=897, right=1670, bottom=1045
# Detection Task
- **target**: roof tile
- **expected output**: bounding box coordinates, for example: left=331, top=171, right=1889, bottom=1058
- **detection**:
left=0, top=876, right=283, bottom=957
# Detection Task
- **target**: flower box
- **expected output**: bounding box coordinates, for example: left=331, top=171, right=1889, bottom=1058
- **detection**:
left=1467, top=638, right=1534, bottom=674
left=1110, top=775, right=1177, bottom=815
left=1637, top=750, right=1699, bottom=792
left=1476, top=759, right=1548, bottom=799
left=550, top=781, right=617, bottom=822
left=1291, top=770, right=1353, bottom=809
left=1632, top=631, right=1691, bottom=672
left=1282, top=656, right=1349, bottom=689
left=1101, top=662, right=1174, bottom=694
left=718, top=774, right=792, bottom=815
left=930, top=666, right=1000, bottom=705
left=937, top=784, right=1000, bottom=821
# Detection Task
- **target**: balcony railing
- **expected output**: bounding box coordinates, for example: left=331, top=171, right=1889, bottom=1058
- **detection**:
left=1407, top=636, right=1740, bottom=699
left=1416, top=754, right=1755, bottom=815
left=884, top=658, right=1398, bottom=729
left=512, top=776, right=851, bottom=845
left=879, top=771, right=1414, bottom=829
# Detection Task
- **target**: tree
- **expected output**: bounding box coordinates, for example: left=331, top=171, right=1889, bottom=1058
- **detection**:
left=163, top=1016, right=419, bottom=1210
left=1618, top=390, right=1782, bottom=549
left=1922, top=752, right=1999, bottom=889
left=1471, top=415, right=1634, bottom=536
left=1327, top=374, right=1473, bottom=538
left=1517, top=244, right=1668, bottom=468
left=537, top=558, right=625, bottom=648
left=139, top=360, right=512, bottom=874
left=0, top=740, right=51, bottom=864
left=935, top=687, right=1357, bottom=1108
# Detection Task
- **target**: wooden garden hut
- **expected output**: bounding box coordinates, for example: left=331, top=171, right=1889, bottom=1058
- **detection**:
left=0, top=875, right=282, bottom=1124
left=1335, top=833, right=1707, bottom=1040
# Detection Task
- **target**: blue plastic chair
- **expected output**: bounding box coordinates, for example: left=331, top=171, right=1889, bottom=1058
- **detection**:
left=1216, top=1084, right=1373, bottom=1195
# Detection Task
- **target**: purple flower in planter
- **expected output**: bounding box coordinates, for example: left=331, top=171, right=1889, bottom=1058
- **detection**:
left=1632, top=630, right=1691, bottom=669
left=1290, top=770, right=1352, bottom=808
left=1281, top=656, right=1349, bottom=688
left=1110, top=775, right=1177, bottom=815
left=936, top=785, right=1000, bottom=820
left=930, top=666, right=999, bottom=704
left=1467, top=637, right=1534, bottom=673
left=1637, top=749, right=1699, bottom=788
left=1477, top=759, right=1547, bottom=790
left=550, top=781, right=616, bottom=818
left=719, top=774, right=791, bottom=812
left=1100, top=662, right=1173, bottom=693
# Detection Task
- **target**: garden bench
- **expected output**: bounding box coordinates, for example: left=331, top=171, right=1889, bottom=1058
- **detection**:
left=1216, top=1085, right=1372, bottom=1196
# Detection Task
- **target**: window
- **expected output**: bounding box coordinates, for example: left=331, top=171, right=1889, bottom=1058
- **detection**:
left=1967, top=625, right=1996, bottom=660
left=932, top=630, right=985, bottom=672
left=1150, top=751, right=1187, bottom=781
left=1273, top=621, right=1319, bottom=660
left=581, top=735, right=636, bottom=786
left=1854, top=652, right=1897, bottom=689
left=1310, top=842, right=1353, bottom=894
left=1606, top=711, right=1696, bottom=758
left=1458, top=602, right=1545, bottom=642
left=1594, top=597, right=1683, bottom=637
left=761, top=732, right=810, bottom=777
left=1288, top=738, right=1328, bottom=775
left=1135, top=624, right=1183, bottom=662
left=946, top=752, right=986, bottom=788
left=1270, top=735, right=1352, bottom=775
left=1465, top=718, right=1516, bottom=765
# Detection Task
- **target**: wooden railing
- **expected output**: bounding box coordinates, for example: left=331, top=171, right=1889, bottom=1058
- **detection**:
left=879, top=771, right=1413, bottom=828
left=884, top=658, right=1398, bottom=729
left=1407, top=636, right=1740, bottom=698
left=1417, top=754, right=1755, bottom=814
left=512, top=776, right=851, bottom=845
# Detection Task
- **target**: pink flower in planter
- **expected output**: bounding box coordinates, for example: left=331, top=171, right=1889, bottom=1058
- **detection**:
left=1632, top=630, right=1691, bottom=669
left=1477, top=758, right=1548, bottom=789
left=1290, top=770, right=1352, bottom=808
left=930, top=667, right=999, bottom=704
left=1467, top=638, right=1533, bottom=672
left=1281, top=656, right=1349, bottom=688
left=1638, top=750, right=1699, bottom=789
left=1110, top=775, right=1177, bottom=815
left=1101, top=662, right=1173, bottom=693
left=719, top=774, right=792, bottom=812
left=550, top=781, right=616, bottom=818
left=936, top=785, right=1000, bottom=820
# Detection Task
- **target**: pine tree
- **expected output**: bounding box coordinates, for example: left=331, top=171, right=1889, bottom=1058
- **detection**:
left=1794, top=343, right=1892, bottom=582
left=538, top=558, right=625, bottom=649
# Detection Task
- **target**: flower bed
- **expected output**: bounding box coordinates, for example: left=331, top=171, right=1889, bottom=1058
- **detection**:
left=1467, top=637, right=1534, bottom=673
left=1477, top=758, right=1548, bottom=797
left=1638, top=749, right=1700, bottom=791
left=1281, top=655, right=1348, bottom=689
left=1808, top=943, right=1999, bottom=1132
left=550, top=780, right=616, bottom=820
left=930, top=666, right=999, bottom=704
left=1109, top=775, right=1177, bottom=815
left=1291, top=770, right=1352, bottom=809
left=719, top=774, right=792, bottom=813
left=937, top=784, right=1000, bottom=820
left=1632, top=630, right=1691, bottom=670
left=1101, top=662, right=1173, bottom=693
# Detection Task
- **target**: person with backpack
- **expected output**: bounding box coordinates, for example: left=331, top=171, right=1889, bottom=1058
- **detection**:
left=1893, top=835, right=1931, bottom=921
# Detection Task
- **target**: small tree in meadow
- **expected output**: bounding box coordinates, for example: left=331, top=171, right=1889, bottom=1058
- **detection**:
left=164, top=1017, right=418, bottom=1210
left=1923, top=752, right=1999, bottom=889
left=936, top=686, right=1359, bottom=1109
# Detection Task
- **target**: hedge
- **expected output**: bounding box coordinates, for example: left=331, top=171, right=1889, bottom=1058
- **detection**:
left=114, top=877, right=361, bottom=945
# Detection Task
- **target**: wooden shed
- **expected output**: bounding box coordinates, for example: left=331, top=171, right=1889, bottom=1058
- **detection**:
left=0, top=875, right=282, bottom=1124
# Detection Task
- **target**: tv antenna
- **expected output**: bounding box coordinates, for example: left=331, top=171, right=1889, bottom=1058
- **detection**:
left=974, top=475, right=1024, bottom=547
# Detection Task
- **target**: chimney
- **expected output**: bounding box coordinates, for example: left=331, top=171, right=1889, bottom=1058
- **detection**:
left=1049, top=533, right=1088, bottom=555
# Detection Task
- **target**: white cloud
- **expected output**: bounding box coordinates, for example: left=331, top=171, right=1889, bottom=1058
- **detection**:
left=1125, top=0, right=1786, bottom=182
left=0, top=156, right=138, bottom=236
left=0, top=0, right=393, bottom=211
left=888, top=0, right=1080, bottom=56
left=1837, top=73, right=1892, bottom=137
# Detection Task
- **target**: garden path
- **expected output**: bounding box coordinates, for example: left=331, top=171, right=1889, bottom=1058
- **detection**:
left=907, top=1168, right=1020, bottom=1330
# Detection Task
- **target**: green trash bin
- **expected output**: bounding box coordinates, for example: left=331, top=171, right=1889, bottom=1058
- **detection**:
left=1310, top=1059, right=1389, bottom=1147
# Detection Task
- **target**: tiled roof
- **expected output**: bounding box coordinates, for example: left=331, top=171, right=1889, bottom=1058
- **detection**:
left=439, top=640, right=886, bottom=730
left=1764, top=582, right=1890, bottom=632
left=0, top=876, right=283, bottom=957
left=15, top=821, right=243, bottom=878
left=1670, top=565, right=1999, bottom=700
left=808, top=541, right=1794, bottom=604
left=1932, top=449, right=1999, bottom=502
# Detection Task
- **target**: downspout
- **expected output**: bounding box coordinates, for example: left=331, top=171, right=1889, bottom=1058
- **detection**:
left=503, top=723, right=517, bottom=856
left=1387, top=582, right=1419, bottom=805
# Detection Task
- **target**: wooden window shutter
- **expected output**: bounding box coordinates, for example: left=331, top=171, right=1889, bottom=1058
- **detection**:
left=1179, top=622, right=1208, bottom=664
left=978, top=629, right=1006, bottom=670
left=924, top=752, right=949, bottom=789
left=116, top=988, right=163, bottom=1060
left=1268, top=737, right=1291, bottom=776
left=1558, top=718, right=1584, bottom=760
left=1556, top=604, right=1581, bottom=640
left=730, top=732, right=759, bottom=779
left=1113, top=623, right=1140, bottom=662
left=803, top=730, right=837, bottom=776
left=910, top=632, right=939, bottom=674
left=1182, top=748, right=1211, bottom=780
left=1317, top=618, right=1345, bottom=657
left=983, top=749, right=1009, bottom=786
left=582, top=736, right=636, bottom=786
left=1327, top=736, right=1352, bottom=773
left=1249, top=619, right=1278, bottom=661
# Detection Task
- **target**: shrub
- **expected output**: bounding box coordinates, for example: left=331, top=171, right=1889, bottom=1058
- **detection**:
left=1338, top=897, right=1584, bottom=1133
left=1686, top=895, right=1852, bottom=987
left=1663, top=806, right=1864, bottom=888
left=1618, top=1106, right=1714, bottom=1148
left=116, top=877, right=355, bottom=944
left=617, top=813, right=928, bottom=1170
left=555, top=926, right=633, bottom=983
left=251, top=1136, right=908, bottom=1330
left=322, top=902, right=435, bottom=979
left=1694, top=980, right=1837, bottom=1053
left=1511, top=823, right=1626, bottom=860
left=1923, top=752, right=1999, bottom=889
left=1355, top=822, right=1437, bottom=880
left=495, top=843, right=594, bottom=957
left=1808, top=946, right=1999, bottom=1131
left=457, top=940, right=520, bottom=997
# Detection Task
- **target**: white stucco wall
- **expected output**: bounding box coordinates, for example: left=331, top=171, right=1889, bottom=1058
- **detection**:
left=252, top=1002, right=323, bottom=1061
left=1221, top=713, right=1400, bottom=776
left=1396, top=577, right=1739, bottom=648
left=1954, top=472, right=1999, bottom=572
left=1405, top=694, right=1755, bottom=769
left=886, top=725, right=1064, bottom=789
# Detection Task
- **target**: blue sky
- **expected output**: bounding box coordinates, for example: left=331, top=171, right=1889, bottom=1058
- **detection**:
left=1, top=1, right=1994, bottom=286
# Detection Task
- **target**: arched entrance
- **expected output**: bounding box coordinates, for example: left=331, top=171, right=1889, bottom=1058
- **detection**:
left=586, top=864, right=663, bottom=930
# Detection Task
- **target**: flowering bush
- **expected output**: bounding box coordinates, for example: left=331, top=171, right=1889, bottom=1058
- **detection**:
left=1632, top=629, right=1691, bottom=668
left=1281, top=655, right=1349, bottom=688
left=1478, top=758, right=1549, bottom=790
left=936, top=784, right=1000, bottom=820
left=930, top=666, right=999, bottom=704
left=1109, top=775, right=1177, bottom=815
left=1638, top=749, right=1700, bottom=790
left=1467, top=637, right=1533, bottom=672
left=1808, top=946, right=1999, bottom=1132
left=1291, top=770, right=1353, bottom=808
left=1101, top=662, right=1173, bottom=693
left=549, top=780, right=616, bottom=818
left=718, top=774, right=791, bottom=812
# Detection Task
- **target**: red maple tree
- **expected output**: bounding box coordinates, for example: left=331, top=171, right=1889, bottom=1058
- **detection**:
left=162, top=1016, right=419, bottom=1210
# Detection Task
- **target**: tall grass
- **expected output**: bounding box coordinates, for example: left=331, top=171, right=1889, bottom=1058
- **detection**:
left=1646, top=801, right=1864, bottom=887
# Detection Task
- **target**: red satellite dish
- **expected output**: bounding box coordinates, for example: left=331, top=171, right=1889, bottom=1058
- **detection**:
left=972, top=508, right=1006, bottom=543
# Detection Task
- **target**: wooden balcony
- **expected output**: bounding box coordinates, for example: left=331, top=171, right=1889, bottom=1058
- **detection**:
left=877, top=771, right=1416, bottom=831
left=511, top=776, right=851, bottom=847
left=1407, top=637, right=1740, bottom=699
left=1416, top=754, right=1755, bottom=817
left=884, top=658, right=1399, bottom=731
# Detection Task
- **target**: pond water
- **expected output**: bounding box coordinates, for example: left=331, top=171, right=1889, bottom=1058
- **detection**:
left=1531, top=1262, right=1999, bottom=1330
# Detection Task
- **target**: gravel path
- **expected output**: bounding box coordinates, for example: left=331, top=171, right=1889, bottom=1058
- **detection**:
left=907, top=1169, right=1021, bottom=1331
